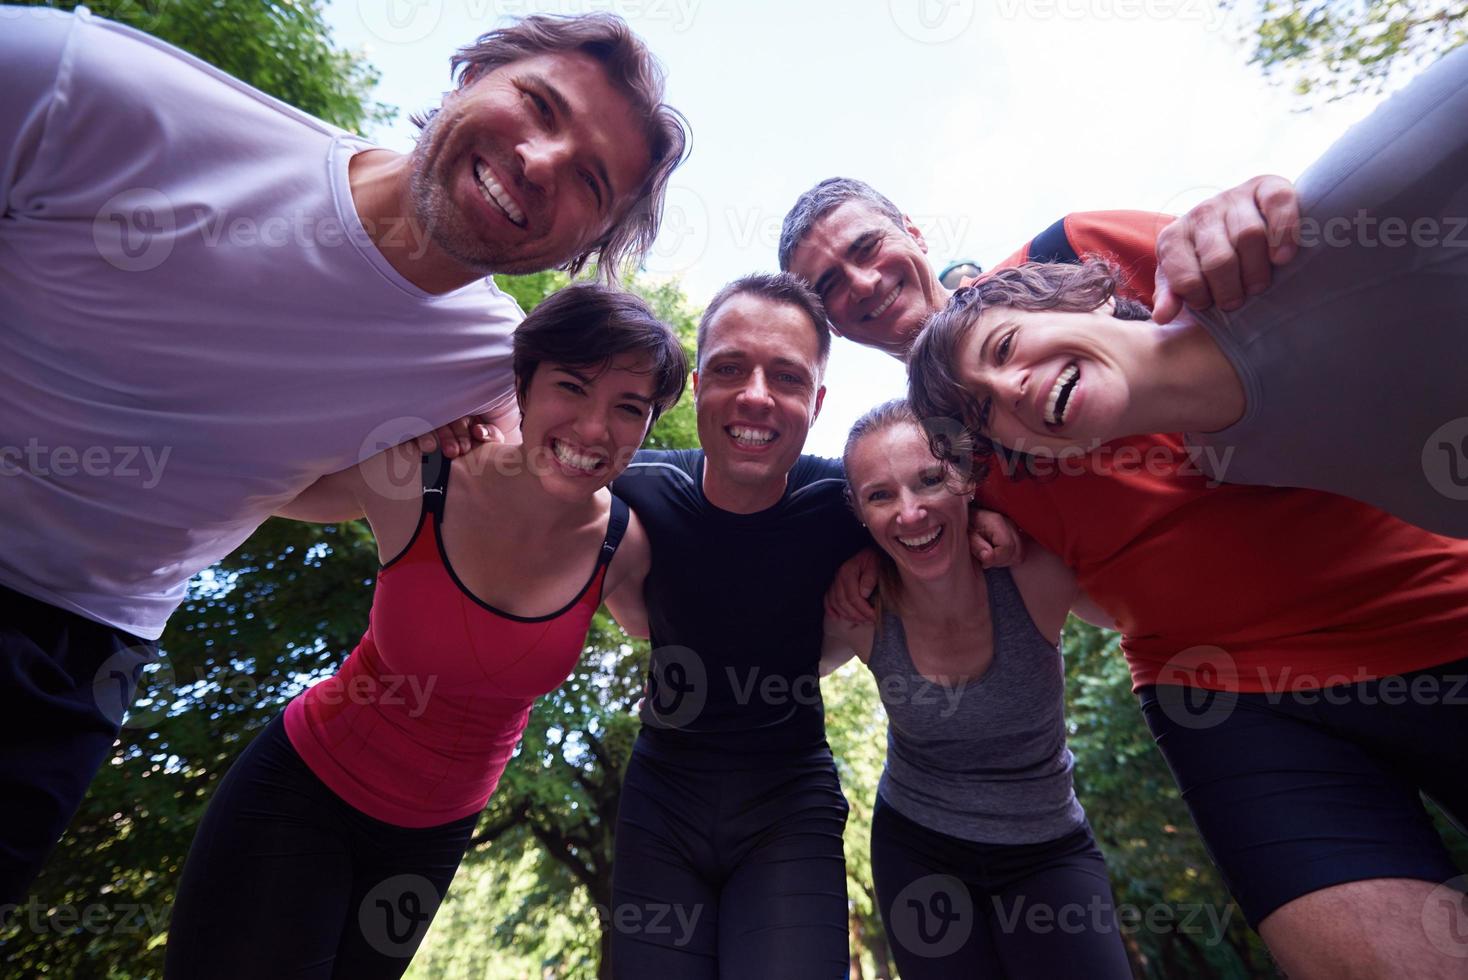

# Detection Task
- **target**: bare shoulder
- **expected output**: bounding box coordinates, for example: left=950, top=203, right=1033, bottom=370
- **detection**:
left=1006, top=540, right=1079, bottom=646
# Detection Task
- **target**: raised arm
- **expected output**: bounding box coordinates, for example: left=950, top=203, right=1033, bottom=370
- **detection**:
left=1153, top=175, right=1300, bottom=323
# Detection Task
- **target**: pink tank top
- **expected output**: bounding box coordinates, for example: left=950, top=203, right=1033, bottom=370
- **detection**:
left=284, top=453, right=627, bottom=827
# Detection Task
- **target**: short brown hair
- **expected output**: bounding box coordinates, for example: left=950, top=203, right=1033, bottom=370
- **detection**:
left=513, top=283, right=687, bottom=422
left=907, top=257, right=1150, bottom=478
left=696, top=273, right=831, bottom=377
left=417, top=14, right=690, bottom=281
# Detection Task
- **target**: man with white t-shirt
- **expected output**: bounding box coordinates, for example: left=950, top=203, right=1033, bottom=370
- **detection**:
left=0, top=5, right=687, bottom=906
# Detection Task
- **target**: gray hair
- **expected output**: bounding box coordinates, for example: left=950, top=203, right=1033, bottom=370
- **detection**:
left=777, top=177, right=907, bottom=273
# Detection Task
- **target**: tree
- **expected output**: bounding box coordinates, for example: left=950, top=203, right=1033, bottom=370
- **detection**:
left=1229, top=0, right=1467, bottom=100
left=16, top=0, right=393, bottom=132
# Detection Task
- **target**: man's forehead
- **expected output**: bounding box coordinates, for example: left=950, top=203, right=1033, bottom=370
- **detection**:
left=703, top=298, right=820, bottom=360
left=807, top=201, right=891, bottom=249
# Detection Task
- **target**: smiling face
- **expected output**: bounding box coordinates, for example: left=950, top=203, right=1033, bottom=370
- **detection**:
left=786, top=201, right=945, bottom=356
left=954, top=302, right=1146, bottom=453
left=693, top=293, right=826, bottom=510
left=848, top=421, right=972, bottom=583
left=519, top=354, right=659, bottom=501
left=409, top=50, right=653, bottom=276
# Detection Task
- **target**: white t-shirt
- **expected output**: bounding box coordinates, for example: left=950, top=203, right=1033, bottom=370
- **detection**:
left=0, top=7, right=523, bottom=639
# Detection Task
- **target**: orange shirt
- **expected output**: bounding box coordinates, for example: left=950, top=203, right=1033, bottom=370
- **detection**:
left=994, top=210, right=1168, bottom=305
left=977, top=436, right=1468, bottom=692
left=978, top=212, right=1468, bottom=692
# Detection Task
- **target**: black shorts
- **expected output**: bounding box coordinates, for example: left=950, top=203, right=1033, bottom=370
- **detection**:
left=1139, top=655, right=1468, bottom=928
left=0, top=583, right=157, bottom=908
left=608, top=734, right=850, bottom=979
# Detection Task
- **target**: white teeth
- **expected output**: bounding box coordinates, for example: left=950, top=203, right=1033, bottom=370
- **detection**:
left=553, top=440, right=603, bottom=473
left=1046, top=364, right=1080, bottom=426
left=866, top=283, right=901, bottom=320
left=729, top=425, right=775, bottom=446
left=474, top=161, right=526, bottom=227
left=897, top=527, right=942, bottom=549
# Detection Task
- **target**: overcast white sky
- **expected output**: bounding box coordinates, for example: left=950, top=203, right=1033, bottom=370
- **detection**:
left=324, top=0, right=1382, bottom=455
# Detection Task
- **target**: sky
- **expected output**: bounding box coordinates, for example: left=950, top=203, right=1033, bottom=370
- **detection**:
left=323, top=0, right=1383, bottom=456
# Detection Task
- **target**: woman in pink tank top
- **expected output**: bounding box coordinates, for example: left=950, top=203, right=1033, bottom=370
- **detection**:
left=165, top=284, right=684, bottom=979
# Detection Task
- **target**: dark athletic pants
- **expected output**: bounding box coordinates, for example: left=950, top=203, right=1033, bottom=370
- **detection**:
left=609, top=738, right=851, bottom=979
left=0, top=584, right=155, bottom=911
left=871, top=795, right=1132, bottom=979
left=164, top=714, right=477, bottom=980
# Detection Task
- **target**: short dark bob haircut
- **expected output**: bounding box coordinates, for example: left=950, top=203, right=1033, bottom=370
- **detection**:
left=513, top=282, right=688, bottom=422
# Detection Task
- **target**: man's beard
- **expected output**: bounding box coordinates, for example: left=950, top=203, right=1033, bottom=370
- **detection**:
left=407, top=113, right=508, bottom=276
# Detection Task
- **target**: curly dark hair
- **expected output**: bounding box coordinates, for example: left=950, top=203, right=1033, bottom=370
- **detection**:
left=906, top=257, right=1151, bottom=481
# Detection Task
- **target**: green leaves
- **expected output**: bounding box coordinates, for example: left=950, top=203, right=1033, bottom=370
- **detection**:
left=1228, top=0, right=1467, bottom=102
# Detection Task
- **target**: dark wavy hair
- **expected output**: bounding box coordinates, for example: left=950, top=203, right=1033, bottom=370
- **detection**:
left=513, top=283, right=687, bottom=422
left=416, top=13, right=691, bottom=281
left=906, top=257, right=1151, bottom=480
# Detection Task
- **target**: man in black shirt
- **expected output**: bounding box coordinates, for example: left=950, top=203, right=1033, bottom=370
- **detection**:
left=608, top=273, right=869, bottom=978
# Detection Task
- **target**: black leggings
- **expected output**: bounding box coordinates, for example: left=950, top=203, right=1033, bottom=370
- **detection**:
left=609, top=739, right=851, bottom=979
left=871, top=795, right=1132, bottom=980
left=164, top=714, right=478, bottom=980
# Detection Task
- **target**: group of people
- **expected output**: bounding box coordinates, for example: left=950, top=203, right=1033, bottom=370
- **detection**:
left=2, top=5, right=1465, bottom=980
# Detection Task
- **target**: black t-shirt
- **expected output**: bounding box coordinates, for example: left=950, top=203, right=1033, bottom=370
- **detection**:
left=613, top=449, right=871, bottom=756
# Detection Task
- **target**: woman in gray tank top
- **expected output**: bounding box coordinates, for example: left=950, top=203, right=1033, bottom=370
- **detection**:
left=823, top=400, right=1131, bottom=979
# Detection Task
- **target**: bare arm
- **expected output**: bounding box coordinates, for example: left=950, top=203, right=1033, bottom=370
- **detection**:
left=602, top=510, right=651, bottom=640
left=820, top=609, right=874, bottom=677
left=275, top=466, right=367, bottom=523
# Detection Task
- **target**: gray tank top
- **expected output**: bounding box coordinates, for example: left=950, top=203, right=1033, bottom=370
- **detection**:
left=871, top=566, right=1086, bottom=844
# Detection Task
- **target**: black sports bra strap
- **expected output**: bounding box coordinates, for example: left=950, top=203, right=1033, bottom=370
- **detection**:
left=421, top=450, right=451, bottom=521
left=599, top=495, right=630, bottom=566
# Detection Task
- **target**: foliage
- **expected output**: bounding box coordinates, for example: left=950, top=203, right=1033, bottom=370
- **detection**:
left=1063, top=623, right=1277, bottom=978
left=1227, top=0, right=1467, bottom=100
left=14, top=0, right=394, bottom=132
